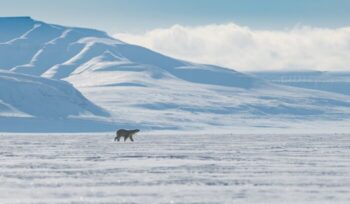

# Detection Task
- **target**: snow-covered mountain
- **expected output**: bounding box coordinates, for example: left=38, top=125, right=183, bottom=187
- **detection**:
left=1, top=17, right=350, bottom=132
left=0, top=17, right=260, bottom=88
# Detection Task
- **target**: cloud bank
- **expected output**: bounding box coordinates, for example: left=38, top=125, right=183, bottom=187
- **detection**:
left=115, top=23, right=350, bottom=71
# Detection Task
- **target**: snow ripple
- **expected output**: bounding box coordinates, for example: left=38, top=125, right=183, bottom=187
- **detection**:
left=0, top=134, right=349, bottom=203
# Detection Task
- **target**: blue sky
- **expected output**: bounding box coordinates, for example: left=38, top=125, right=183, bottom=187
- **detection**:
left=1, top=0, right=350, bottom=34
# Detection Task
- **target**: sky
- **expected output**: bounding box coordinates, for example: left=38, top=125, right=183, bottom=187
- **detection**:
left=2, top=0, right=350, bottom=71
left=2, top=0, right=350, bottom=34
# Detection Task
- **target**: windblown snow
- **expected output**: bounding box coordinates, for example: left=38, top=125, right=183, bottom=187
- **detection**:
left=1, top=17, right=350, bottom=132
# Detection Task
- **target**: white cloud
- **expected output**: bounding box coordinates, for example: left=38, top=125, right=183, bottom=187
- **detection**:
left=115, top=23, right=350, bottom=71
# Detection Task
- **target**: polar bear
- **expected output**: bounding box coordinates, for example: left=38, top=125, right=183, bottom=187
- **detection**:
left=114, top=129, right=140, bottom=142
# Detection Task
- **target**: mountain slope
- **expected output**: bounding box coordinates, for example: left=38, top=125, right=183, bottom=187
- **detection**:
left=0, top=70, right=114, bottom=132
left=1, top=17, right=350, bottom=132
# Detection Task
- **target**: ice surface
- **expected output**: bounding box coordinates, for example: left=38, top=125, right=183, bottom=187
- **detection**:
left=0, top=133, right=349, bottom=203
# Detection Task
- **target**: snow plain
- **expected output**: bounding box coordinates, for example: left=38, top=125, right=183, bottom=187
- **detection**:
left=0, top=133, right=350, bottom=204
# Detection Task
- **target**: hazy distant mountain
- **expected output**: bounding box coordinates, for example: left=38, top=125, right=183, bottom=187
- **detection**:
left=251, top=71, right=350, bottom=96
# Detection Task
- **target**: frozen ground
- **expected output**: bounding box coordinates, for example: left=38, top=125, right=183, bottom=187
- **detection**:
left=0, top=133, right=349, bottom=204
